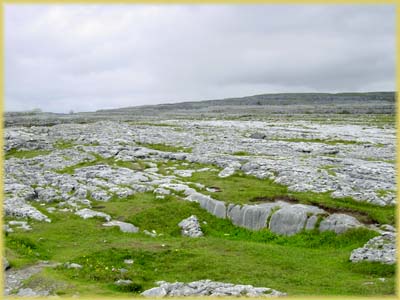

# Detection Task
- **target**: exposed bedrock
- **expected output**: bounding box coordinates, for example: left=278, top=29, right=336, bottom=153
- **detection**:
left=184, top=191, right=362, bottom=236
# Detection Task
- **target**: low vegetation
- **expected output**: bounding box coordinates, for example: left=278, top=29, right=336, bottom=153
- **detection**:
left=5, top=148, right=51, bottom=160
left=136, top=142, right=192, bottom=153
left=5, top=192, right=394, bottom=296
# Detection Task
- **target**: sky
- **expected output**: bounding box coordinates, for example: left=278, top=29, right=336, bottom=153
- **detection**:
left=5, top=4, right=396, bottom=113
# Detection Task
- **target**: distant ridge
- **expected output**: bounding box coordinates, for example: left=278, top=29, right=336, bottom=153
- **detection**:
left=96, top=91, right=395, bottom=112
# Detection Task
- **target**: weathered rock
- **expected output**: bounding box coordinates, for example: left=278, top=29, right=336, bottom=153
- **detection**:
left=8, top=220, right=32, bottom=231
left=75, top=208, right=111, bottom=221
left=142, top=286, right=167, bottom=297
left=186, top=193, right=226, bottom=219
left=218, top=166, right=235, bottom=178
left=102, top=220, right=139, bottom=233
left=4, top=198, right=51, bottom=222
left=350, top=232, right=396, bottom=264
left=65, top=262, right=82, bottom=269
left=319, top=213, right=362, bottom=234
left=249, top=132, right=266, bottom=139
left=269, top=204, right=325, bottom=236
left=17, top=288, right=50, bottom=297
left=178, top=215, right=203, bottom=238
left=227, top=202, right=282, bottom=230
left=115, top=279, right=133, bottom=286
left=141, top=280, right=286, bottom=297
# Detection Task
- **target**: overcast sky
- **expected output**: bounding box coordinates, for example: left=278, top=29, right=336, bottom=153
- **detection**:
left=5, top=4, right=396, bottom=113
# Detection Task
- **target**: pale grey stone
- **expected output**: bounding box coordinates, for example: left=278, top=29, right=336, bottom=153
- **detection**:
left=178, top=215, right=203, bottom=238
left=75, top=208, right=111, bottom=221
left=350, top=232, right=396, bottom=264
left=141, top=280, right=285, bottom=297
left=115, top=279, right=133, bottom=286
left=102, top=220, right=139, bottom=233
left=319, top=213, right=362, bottom=234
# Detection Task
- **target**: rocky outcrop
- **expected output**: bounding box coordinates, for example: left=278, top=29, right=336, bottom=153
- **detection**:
left=4, top=198, right=51, bottom=222
left=350, top=232, right=396, bottom=264
left=185, top=189, right=363, bottom=236
left=268, top=204, right=325, bottom=236
left=141, top=280, right=286, bottom=297
left=178, top=215, right=203, bottom=238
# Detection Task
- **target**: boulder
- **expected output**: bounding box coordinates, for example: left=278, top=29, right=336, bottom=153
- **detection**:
left=319, top=213, right=362, bottom=234
left=178, top=215, right=203, bottom=238
left=227, top=203, right=282, bottom=230
left=218, top=167, right=235, bottom=178
left=350, top=232, right=396, bottom=264
left=269, top=204, right=325, bottom=236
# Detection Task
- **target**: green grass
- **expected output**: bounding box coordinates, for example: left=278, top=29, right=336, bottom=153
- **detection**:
left=53, top=140, right=76, bottom=150
left=137, top=142, right=192, bottom=153
left=375, top=189, right=394, bottom=198
left=5, top=148, right=51, bottom=160
left=4, top=193, right=394, bottom=296
left=232, top=151, right=251, bottom=156
left=319, top=165, right=337, bottom=176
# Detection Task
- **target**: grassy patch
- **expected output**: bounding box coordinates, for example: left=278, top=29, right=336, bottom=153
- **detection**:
left=53, top=140, right=76, bottom=150
left=185, top=170, right=394, bottom=225
left=137, top=142, right=192, bottom=153
left=5, top=148, right=51, bottom=160
left=375, top=189, right=394, bottom=198
left=232, top=151, right=251, bottom=156
left=319, top=165, right=337, bottom=176
left=5, top=192, right=394, bottom=296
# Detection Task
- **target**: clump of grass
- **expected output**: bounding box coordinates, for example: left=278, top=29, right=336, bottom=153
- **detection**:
left=319, top=165, right=337, bottom=176
left=232, top=151, right=251, bottom=156
left=375, top=189, right=394, bottom=197
left=5, top=148, right=51, bottom=160
left=137, top=142, right=192, bottom=153
left=53, top=140, right=76, bottom=150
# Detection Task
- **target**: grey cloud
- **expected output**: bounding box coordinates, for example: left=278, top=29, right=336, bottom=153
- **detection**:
left=5, top=4, right=395, bottom=113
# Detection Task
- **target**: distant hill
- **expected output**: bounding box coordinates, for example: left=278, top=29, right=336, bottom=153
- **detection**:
left=5, top=92, right=395, bottom=127
left=97, top=92, right=395, bottom=112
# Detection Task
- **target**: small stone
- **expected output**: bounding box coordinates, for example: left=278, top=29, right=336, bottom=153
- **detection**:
left=115, top=279, right=133, bottom=286
left=124, top=259, right=134, bottom=264
left=66, top=262, right=82, bottom=269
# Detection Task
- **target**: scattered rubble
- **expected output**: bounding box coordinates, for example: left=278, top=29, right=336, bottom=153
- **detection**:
left=141, top=280, right=286, bottom=297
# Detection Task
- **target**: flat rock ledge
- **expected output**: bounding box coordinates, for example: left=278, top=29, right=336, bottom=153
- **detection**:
left=178, top=215, right=203, bottom=237
left=141, top=280, right=286, bottom=297
left=350, top=232, right=396, bottom=264
left=102, top=220, right=139, bottom=233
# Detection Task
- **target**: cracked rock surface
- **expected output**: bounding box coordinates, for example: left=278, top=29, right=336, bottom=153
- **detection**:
left=178, top=215, right=203, bottom=237
left=141, top=280, right=286, bottom=297
left=350, top=231, right=396, bottom=264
